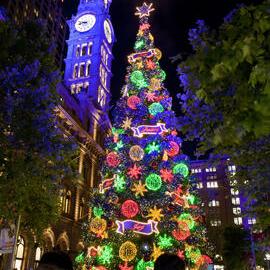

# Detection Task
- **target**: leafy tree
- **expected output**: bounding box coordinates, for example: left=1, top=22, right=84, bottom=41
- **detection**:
left=177, top=1, right=270, bottom=229
left=0, top=19, right=77, bottom=236
left=222, top=226, right=250, bottom=270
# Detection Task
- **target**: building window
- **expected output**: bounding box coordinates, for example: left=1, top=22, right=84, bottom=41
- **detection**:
left=76, top=45, right=80, bottom=57
left=232, top=197, right=240, bottom=205
left=210, top=220, right=221, bottom=227
left=233, top=207, right=241, bottom=215
left=234, top=217, right=242, bottom=225
left=34, top=246, right=42, bottom=269
left=86, top=61, right=91, bottom=76
left=15, top=236, right=25, bottom=270
left=98, top=86, right=106, bottom=107
left=230, top=179, right=238, bottom=186
left=206, top=167, right=216, bottom=172
left=191, top=168, right=201, bottom=174
left=61, top=190, right=71, bottom=214
left=231, top=188, right=239, bottom=195
left=207, top=181, right=218, bottom=188
left=248, top=218, right=256, bottom=225
left=79, top=63, right=85, bottom=77
left=196, top=182, right=203, bottom=189
left=228, top=165, right=236, bottom=172
left=81, top=44, right=87, bottom=56
left=78, top=197, right=85, bottom=219
left=207, top=175, right=217, bottom=180
left=71, top=84, right=76, bottom=94
left=73, top=64, right=78, bottom=78
left=209, top=200, right=220, bottom=207
left=88, top=42, right=93, bottom=55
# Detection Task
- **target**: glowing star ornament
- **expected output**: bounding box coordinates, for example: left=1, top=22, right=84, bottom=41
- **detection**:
left=160, top=168, right=174, bottom=183
left=129, top=145, right=145, bottom=161
left=93, top=207, right=104, bottom=218
left=146, top=59, right=156, bottom=70
left=127, top=95, right=141, bottom=110
left=135, top=39, right=145, bottom=50
left=106, top=152, right=120, bottom=168
left=177, top=250, right=185, bottom=259
left=114, top=175, right=126, bottom=192
left=127, top=164, right=142, bottom=179
left=115, top=140, right=124, bottom=151
left=146, top=142, right=160, bottom=154
left=122, top=117, right=132, bottom=130
left=145, top=92, right=156, bottom=102
left=145, top=173, right=162, bottom=191
left=121, top=200, right=139, bottom=218
left=132, top=181, right=148, bottom=197
left=149, top=78, right=161, bottom=91
left=136, top=61, right=144, bottom=69
left=157, top=234, right=174, bottom=249
left=98, top=245, right=114, bottom=265
left=147, top=206, right=164, bottom=221
left=119, top=241, right=137, bottom=262
left=140, top=23, right=150, bottom=31
left=151, top=244, right=164, bottom=261
left=135, top=2, right=155, bottom=18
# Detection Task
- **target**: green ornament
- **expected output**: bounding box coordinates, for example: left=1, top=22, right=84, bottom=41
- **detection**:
left=146, top=142, right=160, bottom=154
left=157, top=70, right=166, bottom=81
left=114, top=175, right=126, bottom=192
left=173, top=162, right=189, bottom=177
left=97, top=245, right=114, bottom=265
left=157, top=234, right=174, bottom=249
left=130, top=70, right=148, bottom=89
left=115, top=140, right=124, bottom=151
left=75, top=252, right=85, bottom=264
left=112, top=127, right=125, bottom=135
left=178, top=213, right=195, bottom=230
left=135, top=39, right=145, bottom=50
left=148, top=102, right=164, bottom=116
left=136, top=259, right=154, bottom=270
left=185, top=248, right=201, bottom=263
left=187, top=194, right=196, bottom=205
left=145, top=173, right=162, bottom=191
left=93, top=207, right=104, bottom=218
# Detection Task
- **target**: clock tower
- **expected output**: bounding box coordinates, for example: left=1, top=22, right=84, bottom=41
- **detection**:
left=64, top=0, right=114, bottom=111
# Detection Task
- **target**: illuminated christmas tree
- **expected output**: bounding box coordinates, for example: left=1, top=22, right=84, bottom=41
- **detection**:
left=77, top=3, right=212, bottom=270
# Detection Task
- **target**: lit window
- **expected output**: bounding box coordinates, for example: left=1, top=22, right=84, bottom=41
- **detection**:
left=207, top=181, right=218, bottom=188
left=76, top=46, right=80, bottom=57
left=234, top=217, right=242, bottom=225
left=62, top=190, right=72, bottom=214
left=233, top=207, right=241, bottom=215
left=230, top=179, right=238, bottom=186
left=86, top=61, right=91, bottom=76
left=81, top=44, right=87, bottom=56
left=228, top=165, right=236, bottom=172
left=34, top=246, right=42, bottom=269
left=88, top=42, right=93, bottom=55
left=232, top=197, right=240, bottom=205
left=196, top=182, right=203, bottom=189
left=231, top=188, right=239, bottom=195
left=206, top=167, right=216, bottom=172
left=15, top=236, right=25, bottom=270
left=78, top=197, right=85, bottom=219
left=210, top=220, right=221, bottom=226
left=79, top=63, right=85, bottom=77
left=248, top=218, right=256, bottom=225
left=70, top=84, right=76, bottom=94
left=191, top=168, right=202, bottom=174
left=209, top=200, right=220, bottom=207
left=98, top=86, right=106, bottom=107
left=207, top=175, right=217, bottom=180
left=73, top=64, right=78, bottom=78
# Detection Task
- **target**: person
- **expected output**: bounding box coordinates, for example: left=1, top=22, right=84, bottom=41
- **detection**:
left=37, top=251, right=73, bottom=270
left=154, top=253, right=186, bottom=270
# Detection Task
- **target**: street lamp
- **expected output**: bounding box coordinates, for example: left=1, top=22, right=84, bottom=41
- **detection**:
left=264, top=253, right=270, bottom=270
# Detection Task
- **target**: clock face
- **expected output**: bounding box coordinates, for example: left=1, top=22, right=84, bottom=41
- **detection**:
left=75, top=14, right=96, bottom=32
left=104, top=19, right=112, bottom=43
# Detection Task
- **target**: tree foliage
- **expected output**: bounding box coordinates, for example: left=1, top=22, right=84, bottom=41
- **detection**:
left=0, top=19, right=77, bottom=235
left=177, top=1, right=270, bottom=229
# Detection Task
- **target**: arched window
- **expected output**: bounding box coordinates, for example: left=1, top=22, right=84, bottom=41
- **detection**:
left=78, top=197, right=85, bottom=219
left=15, top=236, right=25, bottom=270
left=81, top=44, right=87, bottom=56
left=34, top=246, right=42, bottom=269
left=76, top=45, right=80, bottom=57
left=86, top=61, right=91, bottom=76
left=73, top=64, right=78, bottom=78
left=88, top=42, right=93, bottom=55
left=64, top=190, right=71, bottom=214
left=79, top=63, right=85, bottom=77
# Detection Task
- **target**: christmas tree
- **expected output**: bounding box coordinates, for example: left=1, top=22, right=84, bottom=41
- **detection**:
left=77, top=3, right=212, bottom=270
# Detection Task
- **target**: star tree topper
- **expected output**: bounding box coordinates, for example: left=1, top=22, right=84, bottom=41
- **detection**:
left=135, top=2, right=155, bottom=18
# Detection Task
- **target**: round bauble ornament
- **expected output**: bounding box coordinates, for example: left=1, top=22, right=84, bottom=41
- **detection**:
left=145, top=173, right=162, bottom=191
left=167, top=141, right=180, bottom=157
left=119, top=241, right=137, bottom=262
left=178, top=213, right=195, bottom=230
left=173, top=162, right=189, bottom=177
left=106, top=152, right=120, bottom=168
left=129, top=145, right=144, bottom=161
left=121, top=200, right=139, bottom=218
left=172, top=221, right=190, bottom=241
left=130, top=70, right=148, bottom=89
left=157, top=70, right=166, bottom=81
left=148, top=102, right=164, bottom=116
left=89, top=217, right=107, bottom=234
left=155, top=48, right=162, bottom=60
left=127, top=95, right=141, bottom=110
